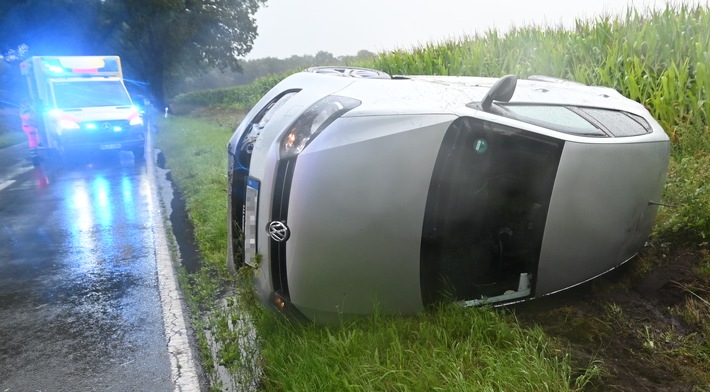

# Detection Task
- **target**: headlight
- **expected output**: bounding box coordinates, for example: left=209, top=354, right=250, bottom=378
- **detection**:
left=49, top=109, right=79, bottom=131
left=129, top=107, right=144, bottom=126
left=130, top=116, right=144, bottom=126
left=59, top=119, right=80, bottom=130
left=279, top=95, right=360, bottom=158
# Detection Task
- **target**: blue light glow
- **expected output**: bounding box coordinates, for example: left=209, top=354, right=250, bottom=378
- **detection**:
left=121, top=173, right=136, bottom=223
left=59, top=119, right=80, bottom=130
left=92, top=176, right=113, bottom=227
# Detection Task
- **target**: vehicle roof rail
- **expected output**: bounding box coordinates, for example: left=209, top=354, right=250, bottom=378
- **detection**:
left=304, top=66, right=391, bottom=79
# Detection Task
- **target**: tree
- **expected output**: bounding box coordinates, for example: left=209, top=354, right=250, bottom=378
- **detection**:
left=0, top=0, right=106, bottom=55
left=106, top=0, right=266, bottom=105
left=0, top=0, right=267, bottom=106
left=0, top=0, right=109, bottom=105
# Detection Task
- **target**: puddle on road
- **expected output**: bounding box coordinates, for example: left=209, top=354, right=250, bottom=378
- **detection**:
left=155, top=150, right=201, bottom=273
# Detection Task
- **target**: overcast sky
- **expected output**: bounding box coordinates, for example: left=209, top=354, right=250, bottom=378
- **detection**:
left=245, top=0, right=700, bottom=59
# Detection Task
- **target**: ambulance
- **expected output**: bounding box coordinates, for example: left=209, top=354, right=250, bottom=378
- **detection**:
left=19, top=56, right=145, bottom=162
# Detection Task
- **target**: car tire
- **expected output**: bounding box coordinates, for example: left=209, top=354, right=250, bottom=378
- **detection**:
left=132, top=147, right=145, bottom=161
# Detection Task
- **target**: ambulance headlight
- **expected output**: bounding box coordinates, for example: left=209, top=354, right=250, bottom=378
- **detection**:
left=129, top=106, right=144, bottom=127
left=130, top=116, right=144, bottom=126
left=59, top=119, right=80, bottom=130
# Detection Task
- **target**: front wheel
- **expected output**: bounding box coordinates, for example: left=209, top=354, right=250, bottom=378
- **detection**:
left=60, top=146, right=79, bottom=166
left=132, top=146, right=145, bottom=161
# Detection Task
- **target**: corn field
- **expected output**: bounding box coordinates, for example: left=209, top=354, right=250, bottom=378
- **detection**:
left=372, top=3, right=710, bottom=156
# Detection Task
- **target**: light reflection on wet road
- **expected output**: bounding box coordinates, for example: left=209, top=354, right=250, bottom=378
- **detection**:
left=0, top=145, right=172, bottom=391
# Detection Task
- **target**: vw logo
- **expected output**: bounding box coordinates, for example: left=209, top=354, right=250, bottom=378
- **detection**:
left=102, top=122, right=112, bottom=130
left=267, top=221, right=290, bottom=242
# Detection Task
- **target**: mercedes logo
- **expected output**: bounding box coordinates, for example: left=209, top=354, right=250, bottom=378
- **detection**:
left=267, top=221, right=290, bottom=242
left=102, top=122, right=112, bottom=130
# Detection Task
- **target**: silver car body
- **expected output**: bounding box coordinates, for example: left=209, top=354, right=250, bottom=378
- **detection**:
left=227, top=68, right=669, bottom=323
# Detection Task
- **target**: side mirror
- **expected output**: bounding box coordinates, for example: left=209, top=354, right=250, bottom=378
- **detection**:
left=480, top=75, right=517, bottom=112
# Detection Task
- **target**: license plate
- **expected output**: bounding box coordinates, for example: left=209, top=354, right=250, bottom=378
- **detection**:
left=245, top=177, right=260, bottom=267
left=100, top=143, right=121, bottom=150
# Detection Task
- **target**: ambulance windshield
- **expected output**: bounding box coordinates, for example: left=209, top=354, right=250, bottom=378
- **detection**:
left=53, top=80, right=132, bottom=109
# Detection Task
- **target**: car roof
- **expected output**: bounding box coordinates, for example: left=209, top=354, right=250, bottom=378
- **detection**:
left=332, top=74, right=645, bottom=116
left=256, top=69, right=665, bottom=142
left=279, top=68, right=642, bottom=116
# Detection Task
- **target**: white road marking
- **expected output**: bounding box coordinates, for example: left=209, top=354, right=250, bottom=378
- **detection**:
left=0, top=164, right=33, bottom=192
left=7, top=165, right=33, bottom=178
left=145, top=129, right=203, bottom=392
left=0, top=180, right=16, bottom=192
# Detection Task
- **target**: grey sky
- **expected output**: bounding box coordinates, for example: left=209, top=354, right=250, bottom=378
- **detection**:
left=245, top=0, right=699, bottom=59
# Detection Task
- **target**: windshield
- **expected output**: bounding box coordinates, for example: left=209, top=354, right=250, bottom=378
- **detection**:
left=52, top=80, right=132, bottom=109
left=499, top=104, right=652, bottom=137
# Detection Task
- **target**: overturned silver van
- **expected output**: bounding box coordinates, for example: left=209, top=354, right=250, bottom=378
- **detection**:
left=227, top=67, right=670, bottom=323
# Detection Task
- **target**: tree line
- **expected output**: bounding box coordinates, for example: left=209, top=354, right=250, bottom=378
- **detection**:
left=173, top=50, right=377, bottom=97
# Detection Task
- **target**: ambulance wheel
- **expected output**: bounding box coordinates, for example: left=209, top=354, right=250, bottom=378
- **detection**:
left=61, top=148, right=78, bottom=166
left=49, top=149, right=62, bottom=164
left=132, top=147, right=145, bottom=161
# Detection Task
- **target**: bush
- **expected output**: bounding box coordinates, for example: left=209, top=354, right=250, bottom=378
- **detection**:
left=170, top=74, right=288, bottom=114
left=654, top=154, right=710, bottom=243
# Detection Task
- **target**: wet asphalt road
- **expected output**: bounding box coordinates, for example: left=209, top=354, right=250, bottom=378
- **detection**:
left=0, top=144, right=173, bottom=391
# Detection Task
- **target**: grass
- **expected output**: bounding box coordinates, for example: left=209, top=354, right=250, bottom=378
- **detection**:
left=0, top=131, right=25, bottom=149
left=255, top=305, right=601, bottom=391
left=0, top=108, right=26, bottom=149
left=157, top=3, right=710, bottom=391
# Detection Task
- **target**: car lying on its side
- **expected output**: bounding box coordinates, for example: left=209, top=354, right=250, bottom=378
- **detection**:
left=227, top=67, right=670, bottom=323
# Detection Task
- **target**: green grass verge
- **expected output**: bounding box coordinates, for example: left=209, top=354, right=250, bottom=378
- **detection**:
left=255, top=304, right=600, bottom=391
left=0, top=108, right=25, bottom=149
left=0, top=131, right=25, bottom=149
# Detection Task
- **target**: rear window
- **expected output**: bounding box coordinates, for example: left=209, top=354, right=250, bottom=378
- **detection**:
left=500, top=104, right=652, bottom=137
